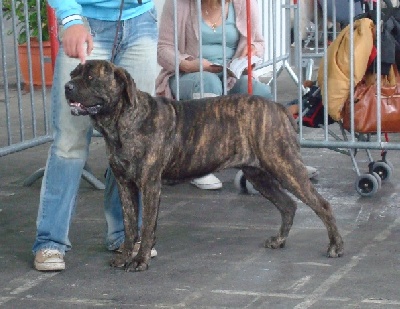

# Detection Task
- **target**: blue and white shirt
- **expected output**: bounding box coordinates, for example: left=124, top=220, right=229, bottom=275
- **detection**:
left=47, top=0, right=154, bottom=29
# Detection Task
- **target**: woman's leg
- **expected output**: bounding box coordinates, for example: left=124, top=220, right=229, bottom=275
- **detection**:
left=169, top=71, right=223, bottom=100
left=228, top=76, right=273, bottom=99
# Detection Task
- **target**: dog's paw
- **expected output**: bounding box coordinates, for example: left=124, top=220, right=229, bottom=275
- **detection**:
left=327, top=242, right=344, bottom=258
left=125, top=257, right=149, bottom=272
left=264, top=236, right=286, bottom=249
left=109, top=254, right=129, bottom=268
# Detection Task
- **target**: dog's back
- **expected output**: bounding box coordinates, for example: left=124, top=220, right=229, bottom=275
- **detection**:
left=162, top=94, right=299, bottom=180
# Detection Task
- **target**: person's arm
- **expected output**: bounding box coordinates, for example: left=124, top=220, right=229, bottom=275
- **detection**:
left=47, top=0, right=92, bottom=63
left=157, top=0, right=189, bottom=72
left=248, top=0, right=264, bottom=56
left=47, top=0, right=84, bottom=28
left=157, top=0, right=221, bottom=74
left=234, top=0, right=265, bottom=58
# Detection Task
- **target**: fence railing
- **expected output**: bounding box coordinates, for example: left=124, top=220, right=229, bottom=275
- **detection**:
left=295, top=0, right=400, bottom=151
left=0, top=2, right=53, bottom=158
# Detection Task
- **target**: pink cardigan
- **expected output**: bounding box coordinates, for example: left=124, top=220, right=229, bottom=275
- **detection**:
left=155, top=0, right=265, bottom=98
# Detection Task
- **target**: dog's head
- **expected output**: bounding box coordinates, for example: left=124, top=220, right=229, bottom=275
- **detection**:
left=65, top=60, right=136, bottom=116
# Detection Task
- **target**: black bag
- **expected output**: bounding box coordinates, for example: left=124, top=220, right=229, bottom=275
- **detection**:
left=287, top=84, right=335, bottom=128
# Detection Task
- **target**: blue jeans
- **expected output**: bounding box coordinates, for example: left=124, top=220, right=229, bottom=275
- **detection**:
left=169, top=71, right=272, bottom=100
left=32, top=9, right=158, bottom=255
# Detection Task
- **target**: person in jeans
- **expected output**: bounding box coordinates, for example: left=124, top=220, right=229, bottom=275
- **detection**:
left=156, top=0, right=273, bottom=190
left=33, top=0, right=158, bottom=271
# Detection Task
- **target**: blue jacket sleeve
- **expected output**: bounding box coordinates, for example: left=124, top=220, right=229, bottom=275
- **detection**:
left=47, top=0, right=83, bottom=27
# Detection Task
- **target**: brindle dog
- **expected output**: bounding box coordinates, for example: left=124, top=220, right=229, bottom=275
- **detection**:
left=65, top=60, right=344, bottom=272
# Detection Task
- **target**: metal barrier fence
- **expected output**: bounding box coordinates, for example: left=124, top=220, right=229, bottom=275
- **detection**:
left=295, top=0, right=400, bottom=151
left=0, top=2, right=105, bottom=189
left=292, top=0, right=400, bottom=196
left=0, top=1, right=52, bottom=158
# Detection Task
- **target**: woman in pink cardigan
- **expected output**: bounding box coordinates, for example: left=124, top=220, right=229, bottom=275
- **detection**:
left=155, top=0, right=272, bottom=190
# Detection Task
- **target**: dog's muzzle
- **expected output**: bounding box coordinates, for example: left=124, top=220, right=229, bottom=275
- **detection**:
left=65, top=81, right=102, bottom=116
left=68, top=102, right=102, bottom=116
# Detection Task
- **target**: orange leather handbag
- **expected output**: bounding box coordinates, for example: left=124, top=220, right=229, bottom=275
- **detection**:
left=342, top=65, right=400, bottom=133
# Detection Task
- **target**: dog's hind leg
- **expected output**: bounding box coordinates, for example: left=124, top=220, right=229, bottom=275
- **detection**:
left=272, top=162, right=344, bottom=258
left=294, top=182, right=343, bottom=258
left=242, top=167, right=297, bottom=250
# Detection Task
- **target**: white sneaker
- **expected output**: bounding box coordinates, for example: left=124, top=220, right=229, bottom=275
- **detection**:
left=190, top=174, right=222, bottom=190
left=132, top=242, right=158, bottom=258
left=233, top=170, right=259, bottom=194
left=115, top=242, right=157, bottom=258
left=306, top=166, right=319, bottom=179
left=34, top=249, right=65, bottom=271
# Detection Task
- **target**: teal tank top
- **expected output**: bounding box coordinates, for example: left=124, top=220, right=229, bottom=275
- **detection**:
left=201, top=2, right=239, bottom=66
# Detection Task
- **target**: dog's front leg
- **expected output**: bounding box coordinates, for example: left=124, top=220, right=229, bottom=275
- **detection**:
left=125, top=180, right=162, bottom=272
left=109, top=178, right=140, bottom=269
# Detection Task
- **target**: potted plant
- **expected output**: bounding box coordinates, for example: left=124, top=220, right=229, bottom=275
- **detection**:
left=3, top=0, right=53, bottom=87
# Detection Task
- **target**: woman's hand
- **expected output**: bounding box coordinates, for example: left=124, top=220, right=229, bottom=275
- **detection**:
left=239, top=44, right=256, bottom=58
left=180, top=59, right=223, bottom=73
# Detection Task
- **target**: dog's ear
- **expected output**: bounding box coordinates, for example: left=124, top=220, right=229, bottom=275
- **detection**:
left=114, top=67, right=137, bottom=104
left=70, top=63, right=84, bottom=78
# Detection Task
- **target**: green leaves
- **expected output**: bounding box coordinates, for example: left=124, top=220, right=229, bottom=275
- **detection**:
left=3, top=0, right=49, bottom=44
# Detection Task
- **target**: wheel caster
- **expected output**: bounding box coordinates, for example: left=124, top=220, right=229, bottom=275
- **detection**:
left=385, top=159, right=394, bottom=171
left=355, top=173, right=379, bottom=197
left=234, top=170, right=259, bottom=194
left=372, top=172, right=382, bottom=189
left=373, top=161, right=393, bottom=181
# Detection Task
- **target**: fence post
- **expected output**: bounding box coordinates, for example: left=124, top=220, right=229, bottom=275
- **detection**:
left=46, top=4, right=58, bottom=71
left=246, top=0, right=253, bottom=94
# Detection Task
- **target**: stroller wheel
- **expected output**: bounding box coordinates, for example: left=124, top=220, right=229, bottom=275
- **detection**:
left=355, top=174, right=379, bottom=197
left=372, top=172, right=382, bottom=189
left=384, top=159, right=394, bottom=171
left=373, top=161, right=393, bottom=181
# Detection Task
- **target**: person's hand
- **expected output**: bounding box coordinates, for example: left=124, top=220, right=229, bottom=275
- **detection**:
left=203, top=59, right=223, bottom=73
left=62, top=24, right=93, bottom=64
left=180, top=58, right=222, bottom=73
left=239, top=44, right=256, bottom=58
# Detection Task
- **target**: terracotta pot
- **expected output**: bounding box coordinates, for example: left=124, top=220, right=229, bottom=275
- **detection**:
left=17, top=39, right=53, bottom=87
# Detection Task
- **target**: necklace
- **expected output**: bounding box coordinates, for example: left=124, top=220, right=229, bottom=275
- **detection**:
left=210, top=16, right=221, bottom=32
left=203, top=4, right=223, bottom=32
